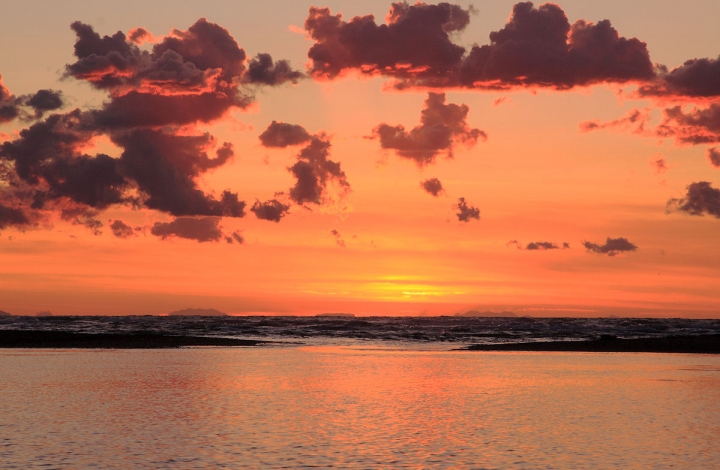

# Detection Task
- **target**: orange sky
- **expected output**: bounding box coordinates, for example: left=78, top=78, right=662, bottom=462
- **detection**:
left=1, top=1, right=720, bottom=317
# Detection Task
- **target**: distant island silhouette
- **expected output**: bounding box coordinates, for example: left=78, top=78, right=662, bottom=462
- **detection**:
left=36, top=311, right=53, bottom=317
left=168, top=308, right=228, bottom=317
left=315, top=313, right=355, bottom=317
left=456, top=310, right=517, bottom=318
left=0, top=310, right=11, bottom=316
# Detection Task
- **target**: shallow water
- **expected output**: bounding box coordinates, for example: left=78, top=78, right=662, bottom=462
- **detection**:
left=1, top=346, right=719, bottom=468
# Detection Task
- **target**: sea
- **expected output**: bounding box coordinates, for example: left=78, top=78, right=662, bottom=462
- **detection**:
left=2, top=316, right=720, bottom=468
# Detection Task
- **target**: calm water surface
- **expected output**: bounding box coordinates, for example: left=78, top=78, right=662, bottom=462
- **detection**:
left=1, top=346, right=719, bottom=468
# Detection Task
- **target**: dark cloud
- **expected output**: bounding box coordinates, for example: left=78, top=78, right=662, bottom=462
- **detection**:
left=330, top=229, right=345, bottom=247
left=420, top=177, right=443, bottom=196
left=305, top=2, right=653, bottom=90
left=151, top=216, right=223, bottom=242
left=23, top=90, right=64, bottom=118
left=251, top=199, right=290, bottom=222
left=372, top=93, right=486, bottom=166
left=288, top=136, right=350, bottom=205
left=708, top=148, right=720, bottom=168
left=305, top=2, right=469, bottom=80
left=259, top=121, right=312, bottom=148
left=583, top=237, right=637, bottom=256
left=113, top=129, right=245, bottom=217
left=90, top=90, right=251, bottom=129
left=244, top=53, right=304, bottom=86
left=229, top=231, right=244, bottom=244
left=455, top=197, right=479, bottom=222
left=508, top=240, right=570, bottom=250
left=666, top=181, right=720, bottom=218
left=526, top=241, right=559, bottom=250
left=2, top=18, right=309, bottom=238
left=0, top=76, right=64, bottom=122
left=637, top=56, right=720, bottom=101
left=0, top=203, right=30, bottom=230
left=0, top=111, right=128, bottom=209
left=110, top=219, right=134, bottom=238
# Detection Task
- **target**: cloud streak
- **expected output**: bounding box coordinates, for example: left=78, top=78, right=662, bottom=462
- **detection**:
left=583, top=237, right=637, bottom=256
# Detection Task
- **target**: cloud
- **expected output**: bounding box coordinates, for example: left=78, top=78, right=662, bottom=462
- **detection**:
left=150, top=216, right=223, bottom=242
left=583, top=237, right=637, bottom=256
left=455, top=197, right=479, bottom=222
left=0, top=203, right=30, bottom=230
left=708, top=148, right=720, bottom=168
left=305, top=2, right=653, bottom=90
left=305, top=2, right=469, bottom=80
left=244, top=53, right=304, bottom=86
left=0, top=75, right=64, bottom=123
left=656, top=104, right=720, bottom=145
left=61, top=206, right=103, bottom=235
left=507, top=240, right=570, bottom=250
left=0, top=111, right=128, bottom=210
left=259, top=121, right=312, bottom=148
left=649, top=153, right=669, bottom=174
left=110, top=219, right=134, bottom=238
left=330, top=229, right=345, bottom=247
left=371, top=92, right=486, bottom=166
left=579, top=108, right=650, bottom=134
left=113, top=129, right=245, bottom=217
left=225, top=231, right=244, bottom=244
left=23, top=90, right=64, bottom=118
left=250, top=199, right=290, bottom=222
left=288, top=135, right=350, bottom=205
left=637, top=56, right=720, bottom=101
left=420, top=177, right=443, bottom=196
left=127, top=27, right=155, bottom=45
left=526, top=241, right=559, bottom=250
left=666, top=181, right=720, bottom=218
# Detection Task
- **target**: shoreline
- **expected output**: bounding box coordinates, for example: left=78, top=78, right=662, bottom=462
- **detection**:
left=464, top=334, right=720, bottom=354
left=0, top=330, right=265, bottom=349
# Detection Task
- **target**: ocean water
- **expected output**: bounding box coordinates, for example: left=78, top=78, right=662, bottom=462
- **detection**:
left=2, top=315, right=720, bottom=346
left=1, top=345, right=720, bottom=468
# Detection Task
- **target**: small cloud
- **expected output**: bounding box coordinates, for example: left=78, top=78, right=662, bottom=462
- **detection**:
left=707, top=148, right=720, bottom=168
left=259, top=121, right=312, bottom=148
left=371, top=92, right=486, bottom=166
left=420, top=178, right=444, bottom=197
left=455, top=197, right=479, bottom=222
left=151, top=217, right=223, bottom=242
left=649, top=153, right=670, bottom=174
left=583, top=237, right=638, bottom=256
left=225, top=231, right=244, bottom=244
left=251, top=199, right=290, bottom=222
left=110, top=219, right=134, bottom=238
left=666, top=181, right=720, bottom=218
left=330, top=229, right=345, bottom=247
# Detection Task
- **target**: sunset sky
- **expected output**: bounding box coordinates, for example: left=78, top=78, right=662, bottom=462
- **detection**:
left=1, top=0, right=719, bottom=317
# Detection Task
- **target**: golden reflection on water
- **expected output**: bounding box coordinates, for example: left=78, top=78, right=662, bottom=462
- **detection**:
left=1, top=347, right=720, bottom=468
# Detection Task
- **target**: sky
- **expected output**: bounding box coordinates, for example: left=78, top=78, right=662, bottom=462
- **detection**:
left=1, top=0, right=720, bottom=317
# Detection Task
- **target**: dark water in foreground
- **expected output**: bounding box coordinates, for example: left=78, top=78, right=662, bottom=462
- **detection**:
left=2, top=315, right=720, bottom=347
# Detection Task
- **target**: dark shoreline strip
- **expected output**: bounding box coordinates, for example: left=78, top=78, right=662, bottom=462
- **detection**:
left=0, top=330, right=264, bottom=349
left=465, top=334, right=720, bottom=354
